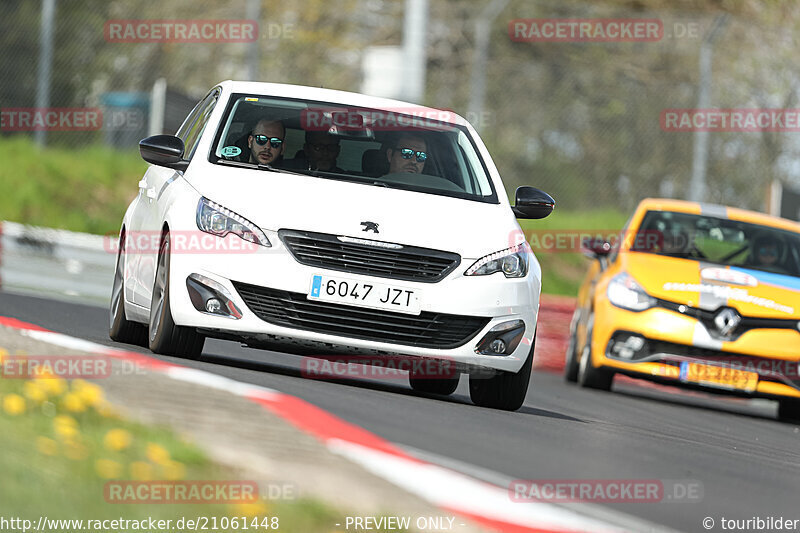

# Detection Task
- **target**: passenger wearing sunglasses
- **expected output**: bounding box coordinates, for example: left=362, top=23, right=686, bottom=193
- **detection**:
left=247, top=119, right=285, bottom=165
left=386, top=134, right=428, bottom=174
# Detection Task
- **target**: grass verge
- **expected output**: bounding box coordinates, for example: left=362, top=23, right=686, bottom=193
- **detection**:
left=0, top=347, right=343, bottom=531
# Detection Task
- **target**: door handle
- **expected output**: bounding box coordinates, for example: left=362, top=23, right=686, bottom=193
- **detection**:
left=138, top=179, right=148, bottom=190
left=146, top=187, right=157, bottom=199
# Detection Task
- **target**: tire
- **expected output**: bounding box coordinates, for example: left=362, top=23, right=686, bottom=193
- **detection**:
left=109, top=232, right=148, bottom=346
left=409, top=374, right=460, bottom=396
left=468, top=334, right=535, bottom=411
left=777, top=398, right=800, bottom=422
left=564, top=310, right=580, bottom=383
left=576, top=313, right=614, bottom=391
left=148, top=231, right=205, bottom=358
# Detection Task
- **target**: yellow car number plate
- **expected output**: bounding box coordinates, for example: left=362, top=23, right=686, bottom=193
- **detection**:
left=679, top=361, right=758, bottom=392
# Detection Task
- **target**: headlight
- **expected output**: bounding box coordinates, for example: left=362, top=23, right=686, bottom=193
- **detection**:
left=465, top=244, right=529, bottom=278
left=196, top=197, right=271, bottom=247
left=607, top=272, right=655, bottom=311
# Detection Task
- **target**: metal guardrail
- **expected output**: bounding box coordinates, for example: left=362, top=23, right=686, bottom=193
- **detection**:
left=0, top=221, right=115, bottom=306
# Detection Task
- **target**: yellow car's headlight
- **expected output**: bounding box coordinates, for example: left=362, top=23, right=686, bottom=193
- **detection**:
left=607, top=272, right=656, bottom=311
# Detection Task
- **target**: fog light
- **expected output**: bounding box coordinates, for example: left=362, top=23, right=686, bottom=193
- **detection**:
left=475, top=320, right=525, bottom=356
left=490, top=339, right=506, bottom=353
left=186, top=274, right=242, bottom=319
left=607, top=332, right=648, bottom=361
left=205, top=298, right=222, bottom=313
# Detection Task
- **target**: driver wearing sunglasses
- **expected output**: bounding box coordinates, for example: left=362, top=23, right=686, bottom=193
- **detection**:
left=248, top=118, right=285, bottom=165
left=386, top=134, right=428, bottom=174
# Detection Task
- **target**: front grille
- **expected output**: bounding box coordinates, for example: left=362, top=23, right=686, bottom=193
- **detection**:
left=233, top=281, right=490, bottom=349
left=279, top=229, right=460, bottom=283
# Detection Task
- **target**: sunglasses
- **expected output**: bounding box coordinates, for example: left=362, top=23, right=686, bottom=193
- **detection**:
left=252, top=135, right=283, bottom=148
left=397, top=148, right=427, bottom=163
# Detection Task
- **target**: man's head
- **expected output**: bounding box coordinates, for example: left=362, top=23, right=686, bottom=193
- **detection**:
left=386, top=134, right=428, bottom=174
left=304, top=131, right=340, bottom=171
left=248, top=119, right=285, bottom=165
left=754, top=235, right=781, bottom=267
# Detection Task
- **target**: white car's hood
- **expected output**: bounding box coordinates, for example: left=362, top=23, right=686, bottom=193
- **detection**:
left=188, top=165, right=519, bottom=259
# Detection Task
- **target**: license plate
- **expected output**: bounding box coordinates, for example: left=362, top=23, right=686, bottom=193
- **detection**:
left=679, top=361, right=758, bottom=392
left=308, top=274, right=421, bottom=315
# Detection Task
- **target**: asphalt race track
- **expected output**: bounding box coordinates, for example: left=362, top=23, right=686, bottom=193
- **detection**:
left=2, top=290, right=798, bottom=532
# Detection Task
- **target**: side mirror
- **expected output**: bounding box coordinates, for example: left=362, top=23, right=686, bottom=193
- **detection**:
left=139, top=135, right=189, bottom=171
left=512, top=187, right=555, bottom=219
left=581, top=237, right=613, bottom=259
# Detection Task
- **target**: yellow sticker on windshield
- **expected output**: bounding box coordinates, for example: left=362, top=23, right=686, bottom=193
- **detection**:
left=244, top=97, right=259, bottom=102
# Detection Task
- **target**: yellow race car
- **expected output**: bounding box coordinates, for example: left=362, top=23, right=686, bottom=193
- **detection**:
left=565, top=198, right=800, bottom=421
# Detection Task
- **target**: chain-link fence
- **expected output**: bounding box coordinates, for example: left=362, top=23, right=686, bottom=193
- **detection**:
left=3, top=0, right=800, bottom=213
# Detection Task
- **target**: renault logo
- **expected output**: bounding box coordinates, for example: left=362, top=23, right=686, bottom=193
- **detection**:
left=714, top=308, right=741, bottom=336
left=361, top=221, right=379, bottom=233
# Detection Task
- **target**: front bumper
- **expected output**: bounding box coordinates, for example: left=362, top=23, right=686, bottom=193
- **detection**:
left=164, top=234, right=541, bottom=374
left=591, top=298, right=800, bottom=400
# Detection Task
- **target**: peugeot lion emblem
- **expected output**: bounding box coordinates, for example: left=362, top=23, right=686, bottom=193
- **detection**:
left=361, top=221, right=379, bottom=233
left=714, top=308, right=741, bottom=336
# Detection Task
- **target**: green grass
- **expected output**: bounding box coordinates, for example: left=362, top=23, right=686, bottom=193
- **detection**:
left=0, top=361, right=343, bottom=531
left=0, top=137, right=145, bottom=234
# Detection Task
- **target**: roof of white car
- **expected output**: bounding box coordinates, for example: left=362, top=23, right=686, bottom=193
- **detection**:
left=217, top=80, right=468, bottom=127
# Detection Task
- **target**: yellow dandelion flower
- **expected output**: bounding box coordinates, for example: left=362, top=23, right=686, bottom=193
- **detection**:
left=61, top=392, right=86, bottom=413
left=36, top=436, right=58, bottom=456
left=130, top=461, right=153, bottom=480
left=145, top=443, right=170, bottom=465
left=161, top=460, right=186, bottom=481
left=23, top=381, right=47, bottom=403
left=53, top=415, right=79, bottom=440
left=95, top=459, right=122, bottom=479
left=2, top=394, right=26, bottom=415
left=103, top=428, right=132, bottom=451
left=40, top=377, right=66, bottom=396
left=73, top=381, right=104, bottom=407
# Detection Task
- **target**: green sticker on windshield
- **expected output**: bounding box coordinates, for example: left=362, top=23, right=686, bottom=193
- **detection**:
left=221, top=146, right=242, bottom=158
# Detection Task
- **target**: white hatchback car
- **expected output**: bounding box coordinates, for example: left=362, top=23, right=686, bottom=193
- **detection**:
left=109, top=80, right=554, bottom=410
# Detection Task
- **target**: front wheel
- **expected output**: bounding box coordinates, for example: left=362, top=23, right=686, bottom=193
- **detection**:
left=109, top=232, right=147, bottom=346
left=468, top=335, right=535, bottom=411
left=576, top=313, right=614, bottom=391
left=148, top=232, right=205, bottom=358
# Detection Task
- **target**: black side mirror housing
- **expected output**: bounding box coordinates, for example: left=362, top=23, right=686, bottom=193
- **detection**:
left=581, top=237, right=613, bottom=259
left=512, top=187, right=555, bottom=219
left=139, top=135, right=189, bottom=172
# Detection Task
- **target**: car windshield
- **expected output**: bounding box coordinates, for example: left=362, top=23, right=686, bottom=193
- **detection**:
left=630, top=210, right=800, bottom=278
left=208, top=93, right=498, bottom=203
